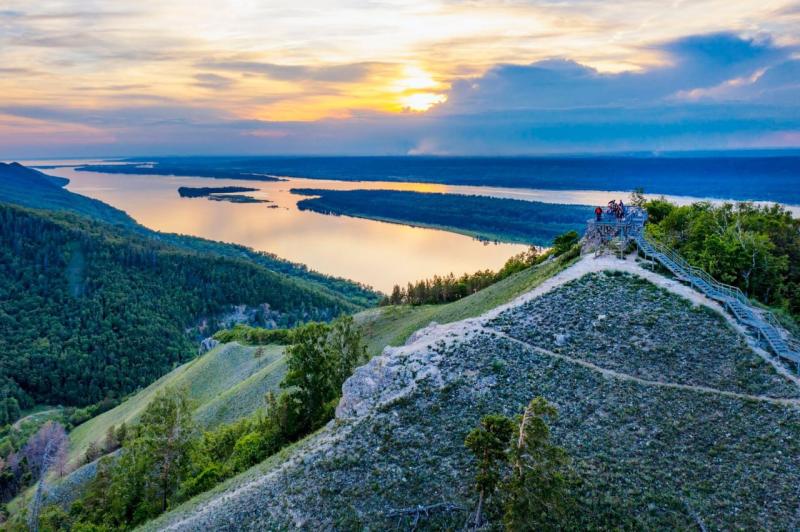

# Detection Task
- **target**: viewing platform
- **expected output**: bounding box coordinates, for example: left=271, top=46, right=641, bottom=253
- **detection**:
left=585, top=204, right=800, bottom=372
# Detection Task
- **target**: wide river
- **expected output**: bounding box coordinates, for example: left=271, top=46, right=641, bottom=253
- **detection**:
left=26, top=160, right=800, bottom=293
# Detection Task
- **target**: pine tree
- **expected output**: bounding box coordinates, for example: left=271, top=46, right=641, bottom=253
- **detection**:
left=136, top=388, right=196, bottom=513
left=502, top=397, right=571, bottom=531
left=464, top=414, right=514, bottom=527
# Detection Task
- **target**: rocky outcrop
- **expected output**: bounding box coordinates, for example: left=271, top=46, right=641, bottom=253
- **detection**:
left=198, top=337, right=219, bottom=355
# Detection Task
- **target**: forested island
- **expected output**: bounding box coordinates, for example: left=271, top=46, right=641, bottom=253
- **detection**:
left=293, top=188, right=588, bottom=245
left=178, top=186, right=258, bottom=197
left=178, top=187, right=269, bottom=203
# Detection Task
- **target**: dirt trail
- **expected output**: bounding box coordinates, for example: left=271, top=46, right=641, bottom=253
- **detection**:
left=11, top=408, right=60, bottom=430
left=488, top=328, right=800, bottom=407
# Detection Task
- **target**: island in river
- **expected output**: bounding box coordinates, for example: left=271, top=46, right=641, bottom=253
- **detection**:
left=177, top=186, right=270, bottom=204
left=292, top=188, right=588, bottom=245
left=178, top=186, right=258, bottom=197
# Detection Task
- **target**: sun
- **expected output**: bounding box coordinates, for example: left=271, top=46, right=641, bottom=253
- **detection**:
left=400, top=92, right=447, bottom=112
left=392, top=65, right=447, bottom=112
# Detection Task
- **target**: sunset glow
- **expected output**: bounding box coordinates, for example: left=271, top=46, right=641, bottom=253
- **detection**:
left=0, top=0, right=798, bottom=156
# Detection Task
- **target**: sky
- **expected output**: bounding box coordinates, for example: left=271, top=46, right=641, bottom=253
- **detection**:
left=1, top=0, right=799, bottom=157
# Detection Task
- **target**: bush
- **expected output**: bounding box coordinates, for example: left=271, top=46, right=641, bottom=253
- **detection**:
left=213, top=325, right=292, bottom=345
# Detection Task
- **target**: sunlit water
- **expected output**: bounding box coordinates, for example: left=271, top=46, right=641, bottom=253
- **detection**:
left=21, top=160, right=800, bottom=292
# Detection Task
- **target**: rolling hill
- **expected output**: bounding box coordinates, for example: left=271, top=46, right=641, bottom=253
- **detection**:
left=31, top=342, right=287, bottom=513
left=145, top=255, right=800, bottom=530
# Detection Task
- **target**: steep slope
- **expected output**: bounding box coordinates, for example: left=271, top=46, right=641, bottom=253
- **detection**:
left=148, top=256, right=800, bottom=531
left=67, top=343, right=286, bottom=465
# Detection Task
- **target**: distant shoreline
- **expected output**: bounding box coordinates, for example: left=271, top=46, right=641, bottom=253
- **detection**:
left=72, top=156, right=800, bottom=204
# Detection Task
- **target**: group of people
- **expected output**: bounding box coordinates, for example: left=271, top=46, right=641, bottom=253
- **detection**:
left=594, top=199, right=627, bottom=221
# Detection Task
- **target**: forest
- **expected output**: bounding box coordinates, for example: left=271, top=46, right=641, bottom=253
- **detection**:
left=293, top=188, right=587, bottom=245
left=383, top=231, right=579, bottom=305
left=0, top=203, right=369, bottom=425
left=644, top=199, right=800, bottom=323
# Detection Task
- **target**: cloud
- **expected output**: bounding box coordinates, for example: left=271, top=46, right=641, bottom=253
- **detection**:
left=193, top=73, right=235, bottom=90
left=440, top=33, right=793, bottom=113
left=1, top=31, right=798, bottom=157
left=196, top=60, right=380, bottom=83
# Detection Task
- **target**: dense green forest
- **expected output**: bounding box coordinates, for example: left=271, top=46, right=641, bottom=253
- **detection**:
left=293, top=189, right=588, bottom=245
left=383, top=231, right=580, bottom=305
left=644, top=199, right=800, bottom=322
left=0, top=204, right=368, bottom=423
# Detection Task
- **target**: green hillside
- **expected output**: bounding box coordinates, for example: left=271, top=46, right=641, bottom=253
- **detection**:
left=146, top=266, right=800, bottom=530
left=357, top=251, right=578, bottom=357
left=67, top=343, right=285, bottom=466
left=14, top=342, right=287, bottom=516
left=0, top=162, right=135, bottom=226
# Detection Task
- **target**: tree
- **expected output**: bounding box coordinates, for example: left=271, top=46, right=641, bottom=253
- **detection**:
left=24, top=421, right=68, bottom=532
left=389, top=284, right=403, bottom=305
left=503, top=398, right=571, bottom=531
left=77, top=388, right=196, bottom=528
left=328, top=315, right=366, bottom=392
left=552, top=231, right=579, bottom=256
left=283, top=322, right=333, bottom=431
left=84, top=442, right=102, bottom=465
left=465, top=414, right=515, bottom=528
left=464, top=398, right=573, bottom=531
left=282, top=316, right=367, bottom=432
left=630, top=187, right=647, bottom=208
left=136, top=388, right=195, bottom=514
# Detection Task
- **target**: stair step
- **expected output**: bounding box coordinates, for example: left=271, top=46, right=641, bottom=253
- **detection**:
left=628, top=221, right=800, bottom=370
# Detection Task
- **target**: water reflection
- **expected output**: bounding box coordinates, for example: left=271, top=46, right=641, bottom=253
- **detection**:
left=40, top=165, right=527, bottom=292
left=23, top=160, right=800, bottom=292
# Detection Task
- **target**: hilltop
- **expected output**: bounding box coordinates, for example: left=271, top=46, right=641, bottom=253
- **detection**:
left=0, top=162, right=134, bottom=226
left=147, top=254, right=800, bottom=530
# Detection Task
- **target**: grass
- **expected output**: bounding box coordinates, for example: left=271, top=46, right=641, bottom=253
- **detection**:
left=67, top=343, right=285, bottom=466
left=145, top=306, right=800, bottom=530
left=357, top=253, right=578, bottom=357
left=146, top=270, right=800, bottom=530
